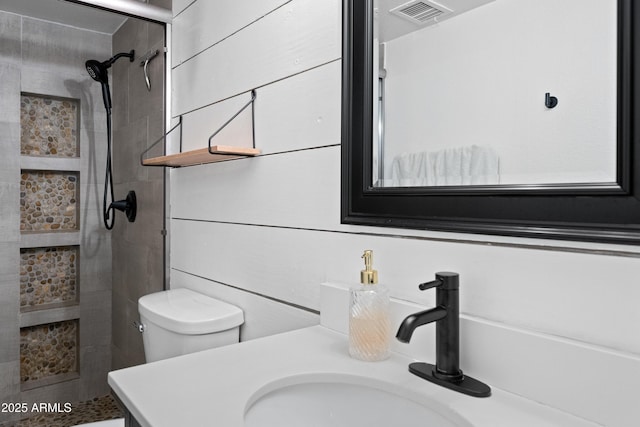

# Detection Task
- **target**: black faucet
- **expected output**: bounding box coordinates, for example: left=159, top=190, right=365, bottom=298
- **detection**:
left=396, top=272, right=491, bottom=398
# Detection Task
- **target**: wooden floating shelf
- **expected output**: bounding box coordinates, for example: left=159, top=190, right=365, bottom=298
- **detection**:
left=142, top=145, right=260, bottom=167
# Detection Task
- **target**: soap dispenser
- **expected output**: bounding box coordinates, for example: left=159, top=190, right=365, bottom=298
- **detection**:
left=349, top=250, right=390, bottom=361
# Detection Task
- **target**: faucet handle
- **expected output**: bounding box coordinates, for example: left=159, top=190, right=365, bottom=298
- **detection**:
left=418, top=279, right=443, bottom=291
left=419, top=272, right=460, bottom=291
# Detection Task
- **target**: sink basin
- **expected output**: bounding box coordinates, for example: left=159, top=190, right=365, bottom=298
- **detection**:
left=244, top=374, right=472, bottom=427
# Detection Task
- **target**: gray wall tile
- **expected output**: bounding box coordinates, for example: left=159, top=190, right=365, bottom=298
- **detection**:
left=111, top=13, right=166, bottom=370
left=112, top=116, right=149, bottom=185
left=0, top=254, right=19, bottom=364
left=0, top=11, right=21, bottom=65
left=78, top=345, right=111, bottom=400
left=0, top=361, right=20, bottom=425
left=21, top=17, right=111, bottom=78
left=79, top=290, right=112, bottom=348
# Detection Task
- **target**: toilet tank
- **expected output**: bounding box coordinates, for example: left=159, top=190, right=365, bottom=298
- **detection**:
left=138, top=288, right=244, bottom=363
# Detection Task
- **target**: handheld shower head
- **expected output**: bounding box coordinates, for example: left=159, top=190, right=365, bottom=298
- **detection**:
left=85, top=50, right=135, bottom=112
left=85, top=59, right=108, bottom=83
left=85, top=50, right=135, bottom=83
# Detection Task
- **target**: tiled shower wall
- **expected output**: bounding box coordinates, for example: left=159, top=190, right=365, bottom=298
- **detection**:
left=0, top=11, right=112, bottom=425
left=110, top=3, right=167, bottom=370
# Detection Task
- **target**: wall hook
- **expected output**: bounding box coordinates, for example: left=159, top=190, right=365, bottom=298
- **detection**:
left=545, top=92, right=558, bottom=109
left=139, top=48, right=166, bottom=91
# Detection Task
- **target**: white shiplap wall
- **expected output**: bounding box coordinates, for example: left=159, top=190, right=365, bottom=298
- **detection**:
left=169, top=0, right=343, bottom=336
left=169, top=1, right=639, bottom=423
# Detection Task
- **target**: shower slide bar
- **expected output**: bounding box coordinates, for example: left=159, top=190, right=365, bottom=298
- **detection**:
left=140, top=90, right=259, bottom=168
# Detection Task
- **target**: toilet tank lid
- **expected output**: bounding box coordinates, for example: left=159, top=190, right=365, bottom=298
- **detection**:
left=138, top=289, right=244, bottom=335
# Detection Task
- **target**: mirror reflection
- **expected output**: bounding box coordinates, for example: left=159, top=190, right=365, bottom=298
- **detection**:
left=372, top=0, right=618, bottom=188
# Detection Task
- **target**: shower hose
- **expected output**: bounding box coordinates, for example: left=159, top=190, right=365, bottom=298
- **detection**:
left=103, top=110, right=115, bottom=230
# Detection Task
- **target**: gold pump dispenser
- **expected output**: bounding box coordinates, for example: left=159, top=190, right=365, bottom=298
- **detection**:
left=349, top=249, right=390, bottom=361
left=360, top=250, right=378, bottom=285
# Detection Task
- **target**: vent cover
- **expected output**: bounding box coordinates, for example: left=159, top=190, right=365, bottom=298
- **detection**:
left=390, top=0, right=452, bottom=25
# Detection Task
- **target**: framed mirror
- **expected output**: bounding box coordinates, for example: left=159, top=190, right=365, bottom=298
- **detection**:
left=342, top=0, right=640, bottom=244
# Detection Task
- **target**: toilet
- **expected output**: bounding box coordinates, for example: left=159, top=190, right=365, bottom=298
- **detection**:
left=138, top=287, right=244, bottom=362
left=74, top=288, right=244, bottom=426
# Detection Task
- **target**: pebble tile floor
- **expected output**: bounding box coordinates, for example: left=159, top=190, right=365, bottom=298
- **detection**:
left=9, top=395, right=123, bottom=427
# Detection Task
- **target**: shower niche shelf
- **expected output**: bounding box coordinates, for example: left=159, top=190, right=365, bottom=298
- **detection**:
left=20, top=246, right=79, bottom=313
left=20, top=319, right=79, bottom=391
left=142, top=90, right=260, bottom=168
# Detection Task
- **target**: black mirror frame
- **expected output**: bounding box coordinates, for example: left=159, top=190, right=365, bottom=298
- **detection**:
left=341, top=0, right=640, bottom=245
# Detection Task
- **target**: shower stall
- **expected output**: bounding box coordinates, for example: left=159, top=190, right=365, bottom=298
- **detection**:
left=0, top=0, right=170, bottom=424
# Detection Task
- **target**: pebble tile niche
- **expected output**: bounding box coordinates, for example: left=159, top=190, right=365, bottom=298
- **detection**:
left=20, top=246, right=79, bottom=311
left=20, top=94, right=79, bottom=157
left=20, top=320, right=79, bottom=384
left=20, top=170, right=79, bottom=232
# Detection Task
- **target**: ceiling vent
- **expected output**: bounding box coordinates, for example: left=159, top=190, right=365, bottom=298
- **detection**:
left=390, top=0, right=452, bottom=25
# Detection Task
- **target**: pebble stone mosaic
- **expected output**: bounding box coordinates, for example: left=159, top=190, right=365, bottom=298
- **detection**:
left=20, top=171, right=79, bottom=232
left=20, top=94, right=79, bottom=157
left=19, top=247, right=78, bottom=311
left=20, top=320, right=78, bottom=384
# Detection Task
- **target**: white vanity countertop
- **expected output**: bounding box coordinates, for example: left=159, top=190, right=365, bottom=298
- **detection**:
left=108, top=326, right=601, bottom=427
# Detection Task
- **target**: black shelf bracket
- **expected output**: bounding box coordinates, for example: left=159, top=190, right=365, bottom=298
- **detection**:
left=140, top=115, right=183, bottom=167
left=208, top=90, right=257, bottom=154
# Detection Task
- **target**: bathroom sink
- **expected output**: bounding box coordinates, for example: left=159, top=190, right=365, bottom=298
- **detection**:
left=244, top=375, right=472, bottom=427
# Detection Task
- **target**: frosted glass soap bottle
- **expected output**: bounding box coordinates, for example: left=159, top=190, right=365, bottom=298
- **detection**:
left=349, top=250, right=390, bottom=361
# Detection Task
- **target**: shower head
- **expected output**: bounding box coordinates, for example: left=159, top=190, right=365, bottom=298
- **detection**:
left=85, top=50, right=135, bottom=83
left=85, top=59, right=108, bottom=84
left=86, top=50, right=135, bottom=111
